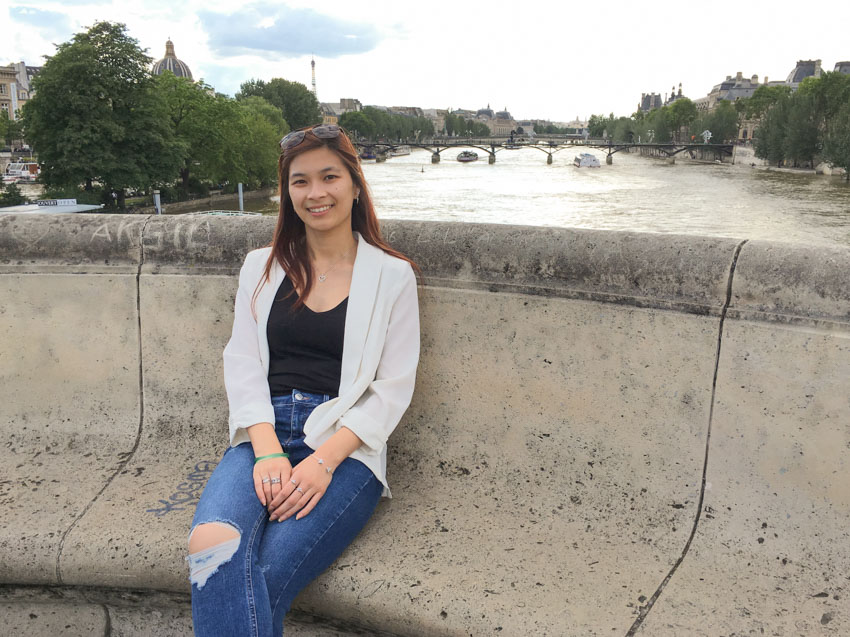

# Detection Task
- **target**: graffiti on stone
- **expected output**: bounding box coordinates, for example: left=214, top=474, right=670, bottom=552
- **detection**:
left=145, top=460, right=216, bottom=517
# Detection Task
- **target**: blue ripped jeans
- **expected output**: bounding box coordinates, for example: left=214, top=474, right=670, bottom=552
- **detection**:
left=189, top=390, right=383, bottom=636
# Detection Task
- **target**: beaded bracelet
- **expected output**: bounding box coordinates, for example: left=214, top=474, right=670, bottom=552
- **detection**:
left=254, top=452, right=289, bottom=464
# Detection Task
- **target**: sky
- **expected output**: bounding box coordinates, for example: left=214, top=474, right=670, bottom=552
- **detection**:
left=4, top=0, right=850, bottom=123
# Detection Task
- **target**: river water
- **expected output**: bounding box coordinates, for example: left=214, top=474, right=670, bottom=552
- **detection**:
left=236, top=147, right=850, bottom=248
left=11, top=146, right=848, bottom=246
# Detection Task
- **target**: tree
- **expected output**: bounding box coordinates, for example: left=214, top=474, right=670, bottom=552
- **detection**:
left=823, top=102, right=850, bottom=180
left=22, top=22, right=181, bottom=207
left=0, top=112, right=24, bottom=147
left=754, top=100, right=788, bottom=166
left=237, top=96, right=288, bottom=188
left=339, top=111, right=375, bottom=139
left=670, top=98, right=698, bottom=142
left=783, top=93, right=820, bottom=167
left=798, top=71, right=850, bottom=139
left=0, top=183, right=27, bottom=206
left=742, top=84, right=792, bottom=120
left=588, top=114, right=606, bottom=138
left=238, top=78, right=320, bottom=130
left=157, top=73, right=278, bottom=194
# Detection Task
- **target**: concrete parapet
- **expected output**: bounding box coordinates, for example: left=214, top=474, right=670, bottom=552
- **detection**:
left=0, top=215, right=848, bottom=635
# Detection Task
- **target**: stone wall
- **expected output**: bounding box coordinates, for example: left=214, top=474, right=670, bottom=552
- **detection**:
left=0, top=214, right=847, bottom=635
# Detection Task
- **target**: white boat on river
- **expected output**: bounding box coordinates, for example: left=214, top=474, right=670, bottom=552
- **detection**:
left=574, top=153, right=601, bottom=168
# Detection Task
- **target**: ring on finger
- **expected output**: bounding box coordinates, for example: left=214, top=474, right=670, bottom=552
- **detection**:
left=296, top=486, right=304, bottom=493
left=261, top=477, right=271, bottom=484
left=290, top=479, right=297, bottom=485
left=271, top=477, right=281, bottom=484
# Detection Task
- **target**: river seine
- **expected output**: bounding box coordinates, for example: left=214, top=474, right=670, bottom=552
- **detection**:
left=242, top=147, right=850, bottom=248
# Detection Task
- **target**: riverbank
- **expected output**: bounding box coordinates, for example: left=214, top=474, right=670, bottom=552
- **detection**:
left=130, top=186, right=277, bottom=214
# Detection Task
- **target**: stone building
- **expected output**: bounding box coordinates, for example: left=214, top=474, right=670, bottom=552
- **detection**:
left=151, top=40, right=193, bottom=80
left=639, top=92, right=663, bottom=112
left=320, top=98, right=364, bottom=125
left=0, top=61, right=40, bottom=120
left=835, top=61, right=850, bottom=75
left=694, top=72, right=761, bottom=112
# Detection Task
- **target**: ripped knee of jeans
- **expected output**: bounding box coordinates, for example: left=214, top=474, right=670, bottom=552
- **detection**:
left=187, top=521, right=241, bottom=590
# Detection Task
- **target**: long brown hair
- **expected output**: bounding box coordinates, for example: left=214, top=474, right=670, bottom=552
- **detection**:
left=253, top=125, right=418, bottom=312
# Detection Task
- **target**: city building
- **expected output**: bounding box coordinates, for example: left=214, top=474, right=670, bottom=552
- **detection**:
left=0, top=61, right=39, bottom=120
left=638, top=92, right=663, bottom=112
left=320, top=104, right=338, bottom=125
left=151, top=39, right=193, bottom=80
left=694, top=72, right=761, bottom=112
left=320, top=98, right=363, bottom=125
left=423, top=108, right=447, bottom=134
left=389, top=106, right=424, bottom=118
left=784, top=59, right=821, bottom=89
left=835, top=61, right=850, bottom=75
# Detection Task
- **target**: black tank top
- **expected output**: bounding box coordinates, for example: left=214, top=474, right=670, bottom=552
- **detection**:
left=266, top=277, right=348, bottom=397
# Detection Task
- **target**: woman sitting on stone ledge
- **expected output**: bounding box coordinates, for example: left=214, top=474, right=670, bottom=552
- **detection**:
left=187, top=124, right=420, bottom=636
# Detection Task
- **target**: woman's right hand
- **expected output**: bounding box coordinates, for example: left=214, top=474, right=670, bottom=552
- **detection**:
left=253, top=456, right=292, bottom=507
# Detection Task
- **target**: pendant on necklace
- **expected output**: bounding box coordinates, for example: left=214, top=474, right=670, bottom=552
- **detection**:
left=318, top=274, right=327, bottom=282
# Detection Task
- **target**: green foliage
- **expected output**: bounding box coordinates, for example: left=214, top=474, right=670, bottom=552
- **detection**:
left=670, top=98, right=698, bottom=142
left=0, top=183, right=28, bottom=206
left=823, top=102, right=850, bottom=179
left=741, top=85, right=791, bottom=120
left=341, top=107, right=435, bottom=141
left=0, top=112, right=24, bottom=146
left=754, top=99, right=788, bottom=166
left=693, top=100, right=739, bottom=144
left=339, top=111, right=376, bottom=139
left=237, top=97, right=288, bottom=187
left=238, top=78, right=320, bottom=130
left=588, top=114, right=607, bottom=137
left=22, top=21, right=182, bottom=205
left=783, top=93, right=820, bottom=166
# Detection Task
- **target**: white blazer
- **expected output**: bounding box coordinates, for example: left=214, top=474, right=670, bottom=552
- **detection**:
left=223, top=234, right=420, bottom=496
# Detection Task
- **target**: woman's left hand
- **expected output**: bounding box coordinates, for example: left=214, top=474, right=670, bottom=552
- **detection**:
left=268, top=456, right=333, bottom=521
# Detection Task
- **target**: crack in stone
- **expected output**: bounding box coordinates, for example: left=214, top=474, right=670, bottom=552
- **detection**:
left=55, top=215, right=155, bottom=584
left=625, top=239, right=748, bottom=636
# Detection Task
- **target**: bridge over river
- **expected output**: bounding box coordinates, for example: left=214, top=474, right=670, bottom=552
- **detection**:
left=355, top=138, right=734, bottom=165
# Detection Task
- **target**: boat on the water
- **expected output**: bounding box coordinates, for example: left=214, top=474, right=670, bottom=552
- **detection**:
left=504, top=142, right=522, bottom=150
left=3, top=162, right=40, bottom=183
left=359, top=149, right=376, bottom=160
left=457, top=151, right=479, bottom=163
left=573, top=153, right=601, bottom=168
left=391, top=145, right=411, bottom=156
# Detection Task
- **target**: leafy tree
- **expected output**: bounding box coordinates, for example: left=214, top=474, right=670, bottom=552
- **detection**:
left=237, top=96, right=288, bottom=187
left=238, top=78, right=320, bottom=130
left=669, top=98, right=698, bottom=142
left=754, top=99, right=788, bottom=166
left=237, top=95, right=289, bottom=138
left=783, top=93, right=820, bottom=167
left=741, top=84, right=792, bottom=120
left=0, top=183, right=28, bottom=206
left=0, top=112, right=24, bottom=147
left=588, top=114, right=606, bottom=138
left=698, top=100, right=739, bottom=143
left=823, top=102, right=850, bottom=180
left=22, top=21, right=181, bottom=207
left=798, top=71, right=850, bottom=139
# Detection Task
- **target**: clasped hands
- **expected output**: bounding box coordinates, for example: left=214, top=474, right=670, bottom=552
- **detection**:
left=252, top=454, right=332, bottom=521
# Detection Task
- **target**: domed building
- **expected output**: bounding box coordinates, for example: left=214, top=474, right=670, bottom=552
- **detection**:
left=152, top=39, right=193, bottom=80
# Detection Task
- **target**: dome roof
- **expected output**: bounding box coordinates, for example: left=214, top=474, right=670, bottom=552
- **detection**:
left=152, top=40, right=193, bottom=80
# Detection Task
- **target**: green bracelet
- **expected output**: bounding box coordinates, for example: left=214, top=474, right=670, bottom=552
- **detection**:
left=254, top=452, right=289, bottom=464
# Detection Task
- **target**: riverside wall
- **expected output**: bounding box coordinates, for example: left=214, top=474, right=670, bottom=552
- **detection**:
left=0, top=215, right=847, bottom=636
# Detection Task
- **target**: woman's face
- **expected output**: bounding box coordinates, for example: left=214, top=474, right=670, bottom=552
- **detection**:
left=287, top=146, right=360, bottom=237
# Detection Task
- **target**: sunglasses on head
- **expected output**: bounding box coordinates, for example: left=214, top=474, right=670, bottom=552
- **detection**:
left=279, top=125, right=341, bottom=152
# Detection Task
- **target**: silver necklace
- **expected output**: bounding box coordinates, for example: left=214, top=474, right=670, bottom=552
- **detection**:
left=315, top=250, right=351, bottom=283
